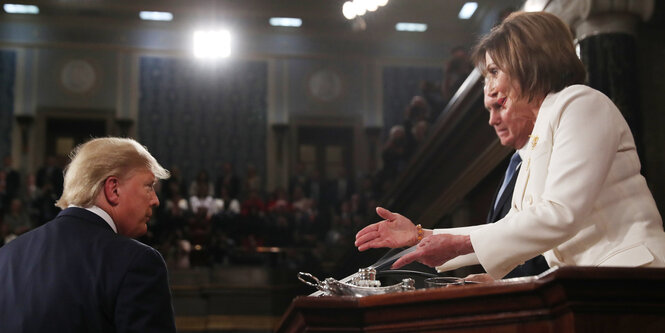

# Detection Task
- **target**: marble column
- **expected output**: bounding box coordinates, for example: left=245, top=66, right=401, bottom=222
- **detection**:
left=543, top=0, right=655, bottom=160
left=579, top=33, right=641, bottom=148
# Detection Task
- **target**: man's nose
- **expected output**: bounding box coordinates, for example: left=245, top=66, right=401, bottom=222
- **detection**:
left=488, top=109, right=500, bottom=126
left=151, top=192, right=160, bottom=207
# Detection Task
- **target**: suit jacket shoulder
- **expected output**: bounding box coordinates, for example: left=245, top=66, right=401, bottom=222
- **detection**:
left=0, top=207, right=176, bottom=332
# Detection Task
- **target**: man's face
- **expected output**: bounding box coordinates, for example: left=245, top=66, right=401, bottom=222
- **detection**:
left=114, top=168, right=159, bottom=238
left=483, top=53, right=535, bottom=150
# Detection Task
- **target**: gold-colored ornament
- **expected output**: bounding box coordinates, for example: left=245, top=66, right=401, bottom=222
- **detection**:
left=531, top=135, right=539, bottom=149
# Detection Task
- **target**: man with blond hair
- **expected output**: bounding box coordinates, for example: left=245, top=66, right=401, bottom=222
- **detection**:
left=0, top=137, right=176, bottom=332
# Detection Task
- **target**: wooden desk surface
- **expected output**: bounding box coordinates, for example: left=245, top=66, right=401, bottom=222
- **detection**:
left=277, top=266, right=665, bottom=332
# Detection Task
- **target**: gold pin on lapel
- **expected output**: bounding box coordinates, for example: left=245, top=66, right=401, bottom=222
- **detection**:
left=530, top=135, right=539, bottom=149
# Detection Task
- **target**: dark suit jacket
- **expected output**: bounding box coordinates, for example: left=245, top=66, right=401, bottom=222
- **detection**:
left=487, top=163, right=549, bottom=279
left=0, top=207, right=176, bottom=333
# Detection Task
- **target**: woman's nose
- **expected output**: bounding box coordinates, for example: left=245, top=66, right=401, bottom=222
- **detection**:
left=485, top=81, right=497, bottom=97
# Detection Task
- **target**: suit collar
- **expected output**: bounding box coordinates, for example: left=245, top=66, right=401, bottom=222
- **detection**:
left=56, top=207, right=116, bottom=233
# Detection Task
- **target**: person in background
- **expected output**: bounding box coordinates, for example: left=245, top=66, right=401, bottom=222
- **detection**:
left=3, top=198, right=32, bottom=237
left=442, top=46, right=474, bottom=102
left=355, top=11, right=665, bottom=280
left=215, top=162, right=240, bottom=200
left=189, top=169, right=214, bottom=198
left=1, top=156, right=20, bottom=208
left=0, top=137, right=176, bottom=332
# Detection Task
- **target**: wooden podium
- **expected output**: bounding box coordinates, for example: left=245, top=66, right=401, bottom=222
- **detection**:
left=276, top=266, right=665, bottom=332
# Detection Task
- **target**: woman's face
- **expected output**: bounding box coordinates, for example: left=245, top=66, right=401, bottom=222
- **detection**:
left=483, top=53, right=536, bottom=150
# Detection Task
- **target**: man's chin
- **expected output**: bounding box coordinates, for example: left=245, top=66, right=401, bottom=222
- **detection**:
left=499, top=138, right=513, bottom=147
left=123, top=226, right=148, bottom=239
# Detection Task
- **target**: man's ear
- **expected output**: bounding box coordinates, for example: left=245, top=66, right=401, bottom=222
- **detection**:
left=103, top=176, right=121, bottom=206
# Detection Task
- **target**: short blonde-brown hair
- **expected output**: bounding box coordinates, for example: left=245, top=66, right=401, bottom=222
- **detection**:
left=55, top=137, right=170, bottom=209
left=472, top=11, right=586, bottom=102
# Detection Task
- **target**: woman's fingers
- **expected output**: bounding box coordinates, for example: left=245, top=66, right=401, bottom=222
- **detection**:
left=357, top=235, right=392, bottom=252
left=354, top=229, right=378, bottom=247
left=355, top=224, right=375, bottom=239
left=375, top=207, right=395, bottom=221
left=391, top=250, right=418, bottom=269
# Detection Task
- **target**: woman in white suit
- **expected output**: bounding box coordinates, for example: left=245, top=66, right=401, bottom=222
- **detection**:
left=354, top=11, right=665, bottom=279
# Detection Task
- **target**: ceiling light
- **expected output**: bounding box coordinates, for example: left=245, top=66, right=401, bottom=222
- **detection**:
left=458, top=2, right=478, bottom=19
left=395, top=22, right=427, bottom=32
left=342, top=1, right=356, bottom=20
left=269, top=17, right=302, bottom=27
left=352, top=0, right=367, bottom=16
left=377, top=0, right=389, bottom=6
left=3, top=4, right=39, bottom=14
left=364, top=0, right=379, bottom=12
left=524, top=0, right=548, bottom=12
left=139, top=11, right=173, bottom=21
left=193, top=30, right=231, bottom=59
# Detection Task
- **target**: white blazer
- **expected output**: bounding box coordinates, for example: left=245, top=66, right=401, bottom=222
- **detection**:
left=436, top=85, right=665, bottom=278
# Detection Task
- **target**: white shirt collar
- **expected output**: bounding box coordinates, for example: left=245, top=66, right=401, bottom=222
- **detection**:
left=69, top=204, right=117, bottom=233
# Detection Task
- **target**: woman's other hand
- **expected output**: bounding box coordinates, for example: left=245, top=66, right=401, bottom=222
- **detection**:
left=464, top=273, right=495, bottom=283
left=391, top=233, right=473, bottom=269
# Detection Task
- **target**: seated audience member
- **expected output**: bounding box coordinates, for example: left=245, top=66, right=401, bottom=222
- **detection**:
left=326, top=167, right=355, bottom=213
left=402, top=96, right=430, bottom=161
left=289, top=162, right=310, bottom=198
left=219, top=185, right=241, bottom=215
left=189, top=182, right=223, bottom=220
left=411, top=120, right=430, bottom=149
left=160, top=181, right=190, bottom=239
left=188, top=169, right=214, bottom=198
left=267, top=186, right=292, bottom=214
left=443, top=46, right=474, bottom=102
left=420, top=80, right=446, bottom=121
left=214, top=162, right=240, bottom=200
left=1, top=156, right=20, bottom=208
left=162, top=165, right=187, bottom=199
left=36, top=155, right=64, bottom=197
left=3, top=198, right=32, bottom=237
left=379, top=125, right=407, bottom=184
left=244, top=164, right=262, bottom=196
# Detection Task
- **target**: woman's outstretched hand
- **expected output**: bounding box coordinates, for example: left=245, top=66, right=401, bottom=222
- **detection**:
left=354, top=207, right=419, bottom=251
left=391, top=233, right=473, bottom=269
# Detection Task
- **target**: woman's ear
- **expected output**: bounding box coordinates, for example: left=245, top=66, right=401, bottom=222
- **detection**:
left=103, top=176, right=121, bottom=205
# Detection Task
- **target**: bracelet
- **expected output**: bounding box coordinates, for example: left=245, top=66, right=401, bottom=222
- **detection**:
left=415, top=224, right=423, bottom=243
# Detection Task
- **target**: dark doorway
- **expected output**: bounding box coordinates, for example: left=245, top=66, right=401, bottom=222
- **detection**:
left=296, top=126, right=353, bottom=181
left=46, top=118, right=106, bottom=159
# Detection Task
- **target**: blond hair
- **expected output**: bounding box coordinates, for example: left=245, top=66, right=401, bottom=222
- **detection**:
left=55, top=137, right=170, bottom=209
left=472, top=11, right=586, bottom=102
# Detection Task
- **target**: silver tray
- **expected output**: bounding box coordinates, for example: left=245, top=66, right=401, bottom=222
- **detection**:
left=298, top=267, right=415, bottom=297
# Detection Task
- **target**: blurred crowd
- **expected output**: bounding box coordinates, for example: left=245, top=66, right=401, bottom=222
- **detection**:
left=0, top=47, right=473, bottom=275
left=0, top=155, right=381, bottom=275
